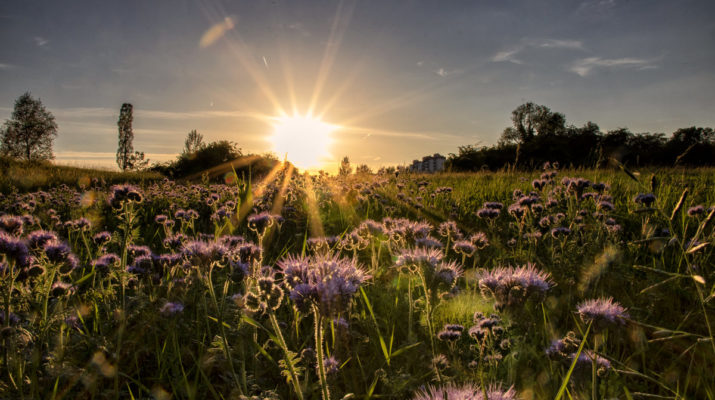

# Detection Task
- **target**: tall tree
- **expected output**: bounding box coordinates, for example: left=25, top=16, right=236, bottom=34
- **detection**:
left=0, top=92, right=58, bottom=161
left=116, top=103, right=134, bottom=171
left=338, top=156, right=352, bottom=176
left=183, top=129, right=205, bottom=155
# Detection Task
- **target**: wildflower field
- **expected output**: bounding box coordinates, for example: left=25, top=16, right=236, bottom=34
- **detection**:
left=1, top=165, right=714, bottom=399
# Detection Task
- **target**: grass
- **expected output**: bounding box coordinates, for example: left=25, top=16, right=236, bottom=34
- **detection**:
left=0, top=164, right=713, bottom=399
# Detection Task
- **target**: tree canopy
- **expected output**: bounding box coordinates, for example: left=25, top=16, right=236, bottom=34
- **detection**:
left=0, top=92, right=58, bottom=161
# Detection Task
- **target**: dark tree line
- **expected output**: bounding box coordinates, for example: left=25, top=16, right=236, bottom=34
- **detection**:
left=447, top=102, right=715, bottom=171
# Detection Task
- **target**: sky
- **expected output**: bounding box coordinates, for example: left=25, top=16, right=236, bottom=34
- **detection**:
left=1, top=0, right=714, bottom=172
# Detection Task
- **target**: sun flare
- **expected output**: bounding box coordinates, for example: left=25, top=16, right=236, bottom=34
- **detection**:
left=270, top=114, right=337, bottom=170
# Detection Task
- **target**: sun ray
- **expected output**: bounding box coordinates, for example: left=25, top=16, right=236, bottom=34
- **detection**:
left=307, top=0, right=356, bottom=116
left=302, top=172, right=325, bottom=237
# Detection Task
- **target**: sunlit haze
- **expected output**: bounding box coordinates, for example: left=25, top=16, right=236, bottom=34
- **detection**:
left=270, top=114, right=336, bottom=170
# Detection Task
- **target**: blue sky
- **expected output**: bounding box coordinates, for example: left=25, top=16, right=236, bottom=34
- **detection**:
left=1, top=0, right=714, bottom=171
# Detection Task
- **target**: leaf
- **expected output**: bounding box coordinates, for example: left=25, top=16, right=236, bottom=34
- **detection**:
left=687, top=242, right=708, bottom=254
left=670, top=188, right=688, bottom=222
left=692, top=275, right=706, bottom=285
left=555, top=322, right=591, bottom=400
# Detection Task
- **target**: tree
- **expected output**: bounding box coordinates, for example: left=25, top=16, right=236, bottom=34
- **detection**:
left=355, top=164, right=373, bottom=175
left=117, top=103, right=134, bottom=171
left=183, top=129, right=205, bottom=155
left=499, top=102, right=566, bottom=145
left=338, top=156, right=352, bottom=176
left=0, top=92, right=58, bottom=161
left=116, top=103, right=148, bottom=171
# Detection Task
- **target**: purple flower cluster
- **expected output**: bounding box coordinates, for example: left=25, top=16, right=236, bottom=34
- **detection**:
left=108, top=184, right=144, bottom=208
left=478, top=263, right=553, bottom=311
left=576, top=297, right=629, bottom=330
left=279, top=254, right=369, bottom=317
left=412, top=383, right=516, bottom=400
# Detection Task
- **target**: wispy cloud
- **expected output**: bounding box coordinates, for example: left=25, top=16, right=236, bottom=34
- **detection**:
left=34, top=36, right=48, bottom=47
left=491, top=49, right=523, bottom=64
left=0, top=63, right=15, bottom=70
left=538, top=39, right=583, bottom=50
left=569, top=57, right=657, bottom=77
left=287, top=22, right=310, bottom=37
left=199, top=17, right=235, bottom=48
left=435, top=67, right=462, bottom=77
left=491, top=38, right=584, bottom=64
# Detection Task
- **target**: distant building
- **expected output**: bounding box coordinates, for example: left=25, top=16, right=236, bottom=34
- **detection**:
left=410, top=153, right=446, bottom=173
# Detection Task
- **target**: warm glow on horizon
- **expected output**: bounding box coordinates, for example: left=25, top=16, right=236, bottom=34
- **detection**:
left=270, top=114, right=337, bottom=170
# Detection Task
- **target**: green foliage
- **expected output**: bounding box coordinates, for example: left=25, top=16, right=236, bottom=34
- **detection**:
left=0, top=92, right=58, bottom=161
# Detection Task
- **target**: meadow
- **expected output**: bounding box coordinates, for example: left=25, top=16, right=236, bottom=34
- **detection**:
left=0, top=164, right=713, bottom=399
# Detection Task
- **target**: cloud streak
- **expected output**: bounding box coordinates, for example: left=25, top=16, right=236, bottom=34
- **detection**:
left=199, top=17, right=235, bottom=48
left=491, top=38, right=584, bottom=64
left=569, top=57, right=657, bottom=76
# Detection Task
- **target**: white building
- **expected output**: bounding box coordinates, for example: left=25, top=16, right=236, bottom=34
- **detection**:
left=410, top=153, right=446, bottom=173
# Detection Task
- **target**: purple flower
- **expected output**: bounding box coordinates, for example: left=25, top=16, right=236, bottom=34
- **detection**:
left=469, top=232, right=489, bottom=249
left=577, top=297, right=629, bottom=330
left=321, top=356, right=340, bottom=375
left=438, top=221, right=462, bottom=239
left=108, top=184, right=144, bottom=208
left=247, top=212, right=282, bottom=234
left=0, top=215, right=24, bottom=236
left=483, top=202, right=504, bottom=210
left=27, top=230, right=58, bottom=250
left=452, top=240, right=476, bottom=257
left=92, top=253, right=120, bottom=273
left=634, top=193, right=656, bottom=206
left=416, top=236, right=444, bottom=249
left=280, top=254, right=369, bottom=316
left=507, top=204, right=526, bottom=219
left=160, top=302, right=184, bottom=316
left=412, top=383, right=517, bottom=400
left=687, top=205, right=705, bottom=217
left=92, top=231, right=112, bottom=246
left=437, top=328, right=462, bottom=342
left=550, top=227, right=571, bottom=237
left=476, top=208, right=500, bottom=219
left=478, top=263, right=553, bottom=310
left=51, top=281, right=75, bottom=297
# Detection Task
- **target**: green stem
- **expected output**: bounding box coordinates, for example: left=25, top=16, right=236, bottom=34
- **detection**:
left=313, top=306, right=331, bottom=400
left=269, top=313, right=304, bottom=400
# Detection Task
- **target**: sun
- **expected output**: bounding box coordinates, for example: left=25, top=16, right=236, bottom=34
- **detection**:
left=270, top=114, right=337, bottom=170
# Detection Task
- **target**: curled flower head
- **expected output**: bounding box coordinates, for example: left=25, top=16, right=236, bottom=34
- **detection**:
left=92, top=253, right=120, bottom=273
left=438, top=221, right=462, bottom=240
left=469, top=232, right=489, bottom=249
left=44, top=242, right=79, bottom=274
left=577, top=297, right=629, bottom=330
left=247, top=212, right=283, bottom=235
left=244, top=277, right=284, bottom=314
left=27, top=230, right=58, bottom=250
left=452, top=240, right=476, bottom=257
left=108, top=184, right=143, bottom=208
left=92, top=231, right=112, bottom=246
left=0, top=215, right=24, bottom=236
left=0, top=232, right=30, bottom=268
